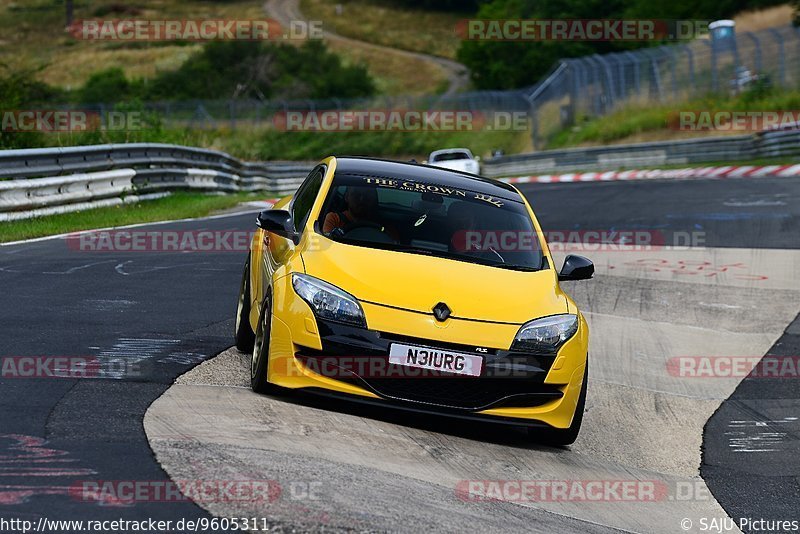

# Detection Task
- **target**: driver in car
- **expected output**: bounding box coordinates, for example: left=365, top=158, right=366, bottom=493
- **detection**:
left=323, top=186, right=398, bottom=240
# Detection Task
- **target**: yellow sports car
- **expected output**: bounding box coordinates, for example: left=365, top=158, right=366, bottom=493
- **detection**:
left=235, top=156, right=593, bottom=445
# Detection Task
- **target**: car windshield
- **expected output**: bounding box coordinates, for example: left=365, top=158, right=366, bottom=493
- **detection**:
left=317, top=172, right=544, bottom=271
left=432, top=152, right=470, bottom=162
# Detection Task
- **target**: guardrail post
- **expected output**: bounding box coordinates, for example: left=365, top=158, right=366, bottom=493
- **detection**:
left=530, top=101, right=540, bottom=150
left=593, top=54, right=617, bottom=108
left=702, top=40, right=718, bottom=93
left=795, top=27, right=800, bottom=83
left=570, top=59, right=586, bottom=118
left=569, top=60, right=582, bottom=120
left=769, top=28, right=786, bottom=86
left=645, top=49, right=664, bottom=102
left=622, top=51, right=641, bottom=99
left=745, top=32, right=762, bottom=75
left=666, top=47, right=678, bottom=101
left=583, top=56, right=604, bottom=115
left=683, top=45, right=696, bottom=93
left=607, top=53, right=625, bottom=101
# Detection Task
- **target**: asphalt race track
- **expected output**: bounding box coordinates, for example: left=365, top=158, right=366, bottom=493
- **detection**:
left=2, top=177, right=799, bottom=533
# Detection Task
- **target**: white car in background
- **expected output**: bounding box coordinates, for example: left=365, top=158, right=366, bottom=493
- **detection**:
left=426, top=148, right=481, bottom=175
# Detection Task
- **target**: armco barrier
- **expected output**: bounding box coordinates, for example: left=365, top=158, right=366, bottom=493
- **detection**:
left=481, top=129, right=800, bottom=178
left=2, top=130, right=799, bottom=221
left=0, top=144, right=314, bottom=221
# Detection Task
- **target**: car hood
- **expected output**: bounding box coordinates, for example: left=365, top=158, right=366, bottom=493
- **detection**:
left=301, top=238, right=566, bottom=324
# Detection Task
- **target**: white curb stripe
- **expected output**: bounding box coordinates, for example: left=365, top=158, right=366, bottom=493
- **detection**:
left=501, top=164, right=800, bottom=185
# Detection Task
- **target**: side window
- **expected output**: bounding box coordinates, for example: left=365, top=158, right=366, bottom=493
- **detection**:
left=291, top=167, right=324, bottom=232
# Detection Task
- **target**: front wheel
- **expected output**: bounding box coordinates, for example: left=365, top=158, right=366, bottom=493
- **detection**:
left=234, top=255, right=256, bottom=353
left=250, top=291, right=280, bottom=394
left=528, top=362, right=588, bottom=446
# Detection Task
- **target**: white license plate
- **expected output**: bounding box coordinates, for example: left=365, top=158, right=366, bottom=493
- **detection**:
left=388, top=343, right=483, bottom=377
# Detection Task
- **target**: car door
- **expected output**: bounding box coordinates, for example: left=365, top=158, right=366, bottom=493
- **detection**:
left=253, top=165, right=325, bottom=312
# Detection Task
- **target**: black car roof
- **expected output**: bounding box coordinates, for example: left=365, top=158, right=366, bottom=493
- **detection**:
left=333, top=156, right=522, bottom=202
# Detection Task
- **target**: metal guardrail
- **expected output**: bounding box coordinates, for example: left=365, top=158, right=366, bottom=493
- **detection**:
left=0, top=144, right=314, bottom=221
left=482, top=129, right=800, bottom=178
left=2, top=130, right=798, bottom=221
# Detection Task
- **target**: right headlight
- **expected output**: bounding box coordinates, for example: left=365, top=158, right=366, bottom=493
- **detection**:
left=292, top=274, right=366, bottom=327
left=511, top=314, right=578, bottom=354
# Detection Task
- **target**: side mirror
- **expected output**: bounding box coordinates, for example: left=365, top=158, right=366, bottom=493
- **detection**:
left=474, top=155, right=481, bottom=162
left=256, top=209, right=298, bottom=243
left=558, top=254, right=594, bottom=281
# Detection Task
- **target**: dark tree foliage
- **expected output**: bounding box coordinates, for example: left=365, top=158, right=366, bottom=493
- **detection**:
left=79, top=67, right=134, bottom=104
left=74, top=40, right=376, bottom=104
left=0, top=68, right=64, bottom=148
left=371, top=0, right=481, bottom=11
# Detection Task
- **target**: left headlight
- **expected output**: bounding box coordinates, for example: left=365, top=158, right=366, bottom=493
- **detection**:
left=292, top=274, right=366, bottom=327
left=511, top=314, right=578, bottom=353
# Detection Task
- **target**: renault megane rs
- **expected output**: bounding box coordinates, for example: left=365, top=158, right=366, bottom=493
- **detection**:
left=235, top=156, right=593, bottom=445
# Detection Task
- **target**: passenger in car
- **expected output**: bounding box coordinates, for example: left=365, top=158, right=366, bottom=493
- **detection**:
left=323, top=186, right=399, bottom=240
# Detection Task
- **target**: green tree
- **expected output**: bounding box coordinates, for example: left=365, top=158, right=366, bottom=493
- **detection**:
left=144, top=40, right=375, bottom=101
left=0, top=68, right=54, bottom=148
left=77, top=68, right=132, bottom=104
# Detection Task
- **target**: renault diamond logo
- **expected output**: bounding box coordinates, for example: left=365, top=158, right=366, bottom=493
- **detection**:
left=432, top=302, right=451, bottom=322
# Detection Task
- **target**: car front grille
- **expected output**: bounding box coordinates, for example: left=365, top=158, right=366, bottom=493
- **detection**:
left=347, top=375, right=563, bottom=410
left=296, top=319, right=564, bottom=411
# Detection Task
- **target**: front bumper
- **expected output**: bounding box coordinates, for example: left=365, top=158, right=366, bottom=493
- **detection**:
left=265, top=275, right=588, bottom=429
left=295, top=319, right=564, bottom=411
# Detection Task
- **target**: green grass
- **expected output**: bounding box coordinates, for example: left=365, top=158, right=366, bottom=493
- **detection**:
left=546, top=86, right=800, bottom=149
left=32, top=123, right=530, bottom=162
left=547, top=105, right=673, bottom=148
left=301, top=0, right=465, bottom=59
left=0, top=191, right=268, bottom=243
left=0, top=0, right=452, bottom=97
left=0, top=0, right=264, bottom=88
left=223, top=128, right=529, bottom=161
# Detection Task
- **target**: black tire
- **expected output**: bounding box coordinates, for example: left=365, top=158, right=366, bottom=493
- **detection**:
left=234, top=255, right=256, bottom=353
left=250, top=290, right=280, bottom=394
left=528, top=361, right=588, bottom=447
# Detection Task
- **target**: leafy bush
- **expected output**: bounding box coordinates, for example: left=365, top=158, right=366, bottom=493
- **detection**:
left=0, top=68, right=54, bottom=149
left=379, top=0, right=480, bottom=11
left=77, top=68, right=137, bottom=104
left=73, top=41, right=375, bottom=104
